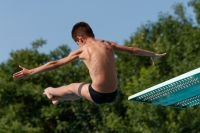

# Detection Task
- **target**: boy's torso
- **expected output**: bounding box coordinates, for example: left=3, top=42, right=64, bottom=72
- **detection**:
left=80, top=40, right=118, bottom=93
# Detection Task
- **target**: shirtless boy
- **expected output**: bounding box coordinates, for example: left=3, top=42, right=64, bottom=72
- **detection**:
left=13, top=22, right=166, bottom=105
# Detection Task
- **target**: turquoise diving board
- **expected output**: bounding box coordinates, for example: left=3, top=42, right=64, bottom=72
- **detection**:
left=128, top=67, right=200, bottom=109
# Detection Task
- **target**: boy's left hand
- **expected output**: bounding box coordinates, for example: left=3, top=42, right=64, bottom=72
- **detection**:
left=151, top=53, right=166, bottom=65
left=13, top=65, right=31, bottom=80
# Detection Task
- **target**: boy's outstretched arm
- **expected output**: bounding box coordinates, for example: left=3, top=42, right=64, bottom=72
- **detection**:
left=106, top=41, right=166, bottom=64
left=13, top=49, right=82, bottom=80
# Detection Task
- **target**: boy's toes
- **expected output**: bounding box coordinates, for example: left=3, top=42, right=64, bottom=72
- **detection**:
left=52, top=96, right=61, bottom=105
left=44, top=88, right=54, bottom=100
left=52, top=100, right=59, bottom=105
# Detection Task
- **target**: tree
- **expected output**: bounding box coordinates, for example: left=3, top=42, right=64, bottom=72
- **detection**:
left=0, top=38, right=111, bottom=133
left=115, top=1, right=200, bottom=133
left=1, top=1, right=200, bottom=132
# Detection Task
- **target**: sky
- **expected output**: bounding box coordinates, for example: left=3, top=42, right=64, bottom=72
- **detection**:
left=0, top=0, right=195, bottom=63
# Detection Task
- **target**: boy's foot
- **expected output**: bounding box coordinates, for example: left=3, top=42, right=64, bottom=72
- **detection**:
left=44, top=87, right=61, bottom=105
left=51, top=96, right=61, bottom=105
left=43, top=87, right=54, bottom=99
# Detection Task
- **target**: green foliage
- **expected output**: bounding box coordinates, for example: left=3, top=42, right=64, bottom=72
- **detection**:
left=31, top=38, right=47, bottom=50
left=189, top=0, right=200, bottom=25
left=1, top=1, right=200, bottom=132
left=114, top=2, right=200, bottom=133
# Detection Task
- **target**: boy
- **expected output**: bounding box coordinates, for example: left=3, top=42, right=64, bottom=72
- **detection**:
left=13, top=22, right=166, bottom=105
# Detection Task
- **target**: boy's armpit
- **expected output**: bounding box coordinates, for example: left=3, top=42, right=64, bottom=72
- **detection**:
left=56, top=48, right=83, bottom=66
left=108, top=41, right=133, bottom=53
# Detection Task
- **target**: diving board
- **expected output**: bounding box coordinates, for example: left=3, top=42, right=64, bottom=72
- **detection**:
left=128, top=67, right=200, bottom=109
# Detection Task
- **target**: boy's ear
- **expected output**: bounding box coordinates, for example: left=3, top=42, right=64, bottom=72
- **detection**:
left=77, top=36, right=84, bottom=43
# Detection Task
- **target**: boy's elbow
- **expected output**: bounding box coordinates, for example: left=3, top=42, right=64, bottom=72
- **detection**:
left=130, top=47, right=137, bottom=54
left=47, top=61, right=60, bottom=69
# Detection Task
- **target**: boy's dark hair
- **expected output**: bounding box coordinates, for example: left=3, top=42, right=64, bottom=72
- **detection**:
left=71, top=22, right=95, bottom=41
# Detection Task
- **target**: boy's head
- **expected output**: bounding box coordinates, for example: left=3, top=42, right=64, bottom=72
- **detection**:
left=71, top=22, right=95, bottom=43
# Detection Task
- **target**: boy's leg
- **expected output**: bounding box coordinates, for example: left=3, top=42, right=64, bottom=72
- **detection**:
left=50, top=94, right=81, bottom=104
left=44, top=82, right=93, bottom=104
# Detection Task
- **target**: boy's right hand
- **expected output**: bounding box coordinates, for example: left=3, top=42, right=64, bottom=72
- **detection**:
left=13, top=65, right=31, bottom=80
left=151, top=53, right=166, bottom=65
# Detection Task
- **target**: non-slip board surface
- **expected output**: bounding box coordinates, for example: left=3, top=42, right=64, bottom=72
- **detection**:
left=128, top=68, right=200, bottom=109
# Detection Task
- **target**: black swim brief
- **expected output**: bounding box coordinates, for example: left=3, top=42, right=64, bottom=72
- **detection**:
left=89, top=84, right=117, bottom=104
